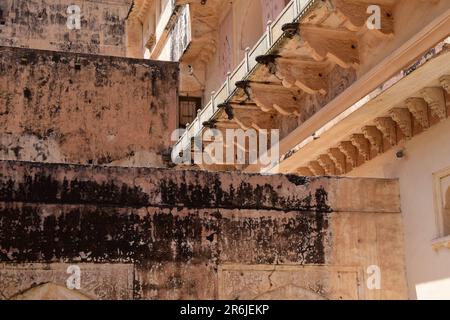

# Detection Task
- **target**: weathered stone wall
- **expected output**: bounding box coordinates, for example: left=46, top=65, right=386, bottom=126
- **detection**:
left=0, top=46, right=178, bottom=167
left=0, top=160, right=407, bottom=299
left=0, top=0, right=132, bottom=56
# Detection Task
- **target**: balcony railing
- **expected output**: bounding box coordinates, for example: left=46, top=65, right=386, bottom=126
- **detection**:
left=172, top=0, right=317, bottom=158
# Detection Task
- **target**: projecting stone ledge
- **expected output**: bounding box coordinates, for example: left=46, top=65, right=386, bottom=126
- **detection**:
left=0, top=160, right=400, bottom=213
left=0, top=160, right=406, bottom=300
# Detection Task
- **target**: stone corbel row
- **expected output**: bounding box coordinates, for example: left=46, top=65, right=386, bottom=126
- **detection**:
left=297, top=76, right=449, bottom=176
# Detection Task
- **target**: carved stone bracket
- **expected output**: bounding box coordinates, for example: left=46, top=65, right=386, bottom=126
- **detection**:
left=235, top=80, right=251, bottom=101
left=231, top=105, right=276, bottom=131
left=275, top=58, right=329, bottom=95
left=244, top=82, right=301, bottom=116
left=389, top=108, right=412, bottom=139
left=421, top=87, right=447, bottom=120
left=338, top=141, right=358, bottom=168
left=405, top=97, right=429, bottom=129
left=440, top=75, right=450, bottom=94
left=374, top=117, right=397, bottom=146
left=328, top=148, right=346, bottom=174
left=218, top=102, right=234, bottom=120
left=299, top=26, right=360, bottom=69
left=362, top=126, right=383, bottom=154
left=331, top=0, right=394, bottom=36
left=297, top=167, right=313, bottom=176
left=350, top=134, right=370, bottom=161
left=318, top=154, right=336, bottom=175
left=255, top=54, right=280, bottom=74
left=308, top=161, right=325, bottom=176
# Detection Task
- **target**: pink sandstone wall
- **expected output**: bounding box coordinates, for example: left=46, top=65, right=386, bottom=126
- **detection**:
left=0, top=46, right=178, bottom=167
left=261, top=0, right=289, bottom=28
left=0, top=160, right=407, bottom=299
left=0, top=0, right=132, bottom=57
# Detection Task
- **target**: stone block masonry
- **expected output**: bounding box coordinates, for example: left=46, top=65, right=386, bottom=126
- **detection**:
left=0, top=160, right=407, bottom=299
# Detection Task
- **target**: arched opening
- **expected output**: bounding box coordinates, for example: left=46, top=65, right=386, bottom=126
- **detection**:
left=9, top=283, right=93, bottom=300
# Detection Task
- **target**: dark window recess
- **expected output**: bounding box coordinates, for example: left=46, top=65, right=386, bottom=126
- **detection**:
left=0, top=9, right=5, bottom=25
left=179, top=96, right=202, bottom=128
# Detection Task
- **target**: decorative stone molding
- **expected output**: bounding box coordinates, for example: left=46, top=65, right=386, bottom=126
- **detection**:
left=440, top=75, right=450, bottom=94
left=389, top=108, right=412, bottom=139
left=328, top=148, right=346, bottom=174
left=350, top=134, right=370, bottom=161
left=421, top=87, right=447, bottom=120
left=405, top=97, right=429, bottom=129
left=338, top=141, right=358, bottom=168
left=362, top=126, right=383, bottom=154
left=374, top=117, right=397, bottom=146
left=318, top=154, right=336, bottom=175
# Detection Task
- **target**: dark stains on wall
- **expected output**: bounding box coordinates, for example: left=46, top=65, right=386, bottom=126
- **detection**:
left=0, top=161, right=333, bottom=298
left=286, top=174, right=310, bottom=186
left=158, top=178, right=330, bottom=212
left=0, top=161, right=331, bottom=267
left=0, top=162, right=331, bottom=212
left=0, top=173, right=149, bottom=208
left=0, top=204, right=328, bottom=266
left=22, top=88, right=32, bottom=101
left=0, top=46, right=179, bottom=166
